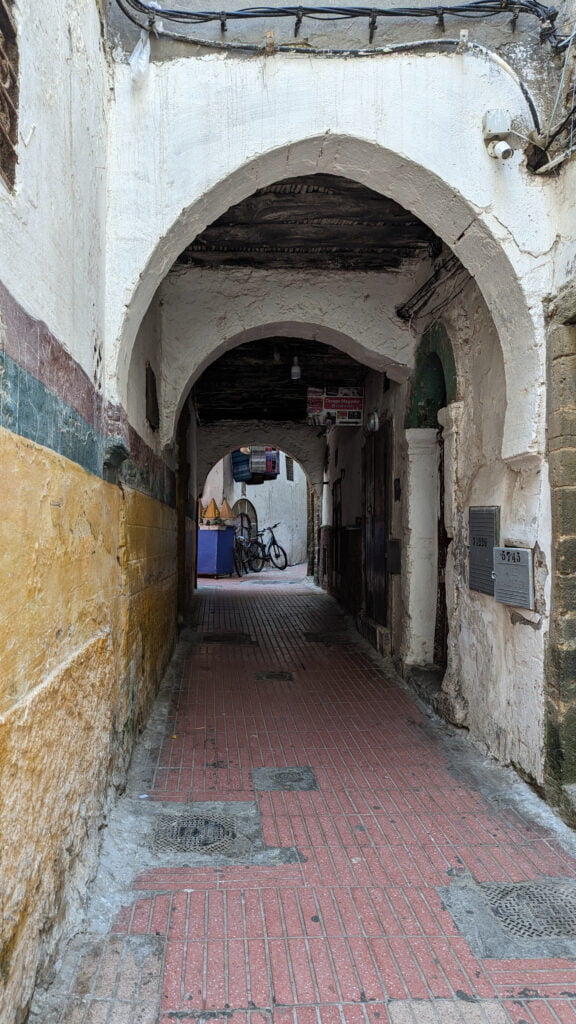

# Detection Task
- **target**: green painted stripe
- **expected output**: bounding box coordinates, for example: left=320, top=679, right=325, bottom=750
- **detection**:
left=0, top=350, right=175, bottom=507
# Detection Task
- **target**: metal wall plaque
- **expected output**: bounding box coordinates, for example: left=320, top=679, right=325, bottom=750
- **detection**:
left=493, top=547, right=534, bottom=610
left=469, top=507, right=500, bottom=595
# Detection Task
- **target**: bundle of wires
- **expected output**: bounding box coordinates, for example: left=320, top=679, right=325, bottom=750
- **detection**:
left=116, top=0, right=576, bottom=172
left=116, top=0, right=567, bottom=51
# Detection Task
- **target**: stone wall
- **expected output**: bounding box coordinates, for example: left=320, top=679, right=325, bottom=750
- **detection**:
left=0, top=275, right=178, bottom=1020
left=545, top=311, right=576, bottom=819
left=0, top=423, right=177, bottom=1021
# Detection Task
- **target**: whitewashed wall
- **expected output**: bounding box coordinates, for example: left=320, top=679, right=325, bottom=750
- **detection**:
left=0, top=0, right=108, bottom=371
left=128, top=266, right=423, bottom=446
left=107, top=47, right=568, bottom=465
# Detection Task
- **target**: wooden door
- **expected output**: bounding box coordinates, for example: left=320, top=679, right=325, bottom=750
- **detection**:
left=363, top=423, right=390, bottom=626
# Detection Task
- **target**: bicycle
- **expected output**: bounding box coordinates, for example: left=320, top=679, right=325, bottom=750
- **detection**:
left=255, top=522, right=288, bottom=570
left=233, top=531, right=264, bottom=576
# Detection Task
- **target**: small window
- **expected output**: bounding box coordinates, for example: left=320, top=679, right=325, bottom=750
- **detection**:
left=0, top=0, right=18, bottom=189
left=145, top=361, right=160, bottom=431
left=285, top=455, right=294, bottom=481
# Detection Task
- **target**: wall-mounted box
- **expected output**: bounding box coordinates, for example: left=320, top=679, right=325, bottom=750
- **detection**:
left=493, top=547, right=534, bottom=610
left=469, top=507, right=500, bottom=595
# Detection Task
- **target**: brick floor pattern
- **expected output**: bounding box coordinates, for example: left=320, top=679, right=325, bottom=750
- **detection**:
left=38, top=573, right=576, bottom=1023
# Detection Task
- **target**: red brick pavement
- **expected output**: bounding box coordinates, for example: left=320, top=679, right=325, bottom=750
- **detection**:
left=39, top=569, right=576, bottom=1022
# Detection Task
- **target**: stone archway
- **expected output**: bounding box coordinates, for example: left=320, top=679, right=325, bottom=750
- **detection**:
left=197, top=425, right=325, bottom=498
left=163, top=315, right=409, bottom=452
left=200, top=440, right=315, bottom=574
left=112, top=133, right=553, bottom=790
left=112, top=130, right=549, bottom=466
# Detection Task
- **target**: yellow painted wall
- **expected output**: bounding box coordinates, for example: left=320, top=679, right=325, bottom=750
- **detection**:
left=0, top=427, right=177, bottom=1020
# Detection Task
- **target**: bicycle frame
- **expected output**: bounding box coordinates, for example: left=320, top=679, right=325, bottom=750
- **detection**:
left=256, top=523, right=287, bottom=570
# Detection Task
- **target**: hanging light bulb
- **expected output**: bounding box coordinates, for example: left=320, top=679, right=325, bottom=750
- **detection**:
left=291, top=356, right=301, bottom=381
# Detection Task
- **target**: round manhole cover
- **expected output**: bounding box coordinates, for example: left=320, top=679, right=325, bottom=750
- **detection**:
left=153, top=814, right=238, bottom=854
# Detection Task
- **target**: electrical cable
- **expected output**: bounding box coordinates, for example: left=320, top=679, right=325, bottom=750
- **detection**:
left=546, top=23, right=576, bottom=139
left=544, top=101, right=576, bottom=147
left=409, top=272, right=469, bottom=324
left=114, top=0, right=576, bottom=167
left=116, top=0, right=543, bottom=132
left=116, top=0, right=566, bottom=50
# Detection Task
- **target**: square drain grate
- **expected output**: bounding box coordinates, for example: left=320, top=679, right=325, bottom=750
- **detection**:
left=440, top=875, right=576, bottom=958
left=254, top=671, right=293, bottom=681
left=252, top=766, right=318, bottom=791
left=143, top=801, right=302, bottom=867
left=153, top=812, right=241, bottom=855
left=303, top=631, right=355, bottom=646
left=183, top=630, right=257, bottom=645
left=483, top=879, right=576, bottom=939
left=201, top=631, right=257, bottom=645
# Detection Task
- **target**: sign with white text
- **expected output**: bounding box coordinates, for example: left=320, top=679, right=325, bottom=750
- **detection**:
left=307, top=387, right=364, bottom=426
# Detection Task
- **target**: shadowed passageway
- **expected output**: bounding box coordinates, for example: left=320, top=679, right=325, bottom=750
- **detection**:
left=32, top=570, right=576, bottom=1024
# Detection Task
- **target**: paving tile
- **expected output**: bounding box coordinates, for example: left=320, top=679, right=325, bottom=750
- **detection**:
left=31, top=575, right=576, bottom=1024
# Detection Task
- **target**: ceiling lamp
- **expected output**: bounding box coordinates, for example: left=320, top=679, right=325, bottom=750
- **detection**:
left=291, top=356, right=301, bottom=381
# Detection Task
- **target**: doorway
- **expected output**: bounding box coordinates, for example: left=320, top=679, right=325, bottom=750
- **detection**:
left=363, top=422, right=391, bottom=628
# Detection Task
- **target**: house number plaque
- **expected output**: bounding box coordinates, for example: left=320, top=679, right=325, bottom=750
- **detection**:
left=493, top=547, right=534, bottom=610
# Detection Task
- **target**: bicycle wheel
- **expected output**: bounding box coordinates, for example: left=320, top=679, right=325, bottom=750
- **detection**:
left=269, top=542, right=287, bottom=570
left=247, top=541, right=265, bottom=573
left=233, top=545, right=244, bottom=577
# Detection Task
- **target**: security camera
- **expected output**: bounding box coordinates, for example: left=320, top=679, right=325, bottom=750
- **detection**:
left=487, top=139, right=514, bottom=161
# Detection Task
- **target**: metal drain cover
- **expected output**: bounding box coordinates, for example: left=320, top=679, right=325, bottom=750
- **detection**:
left=201, top=631, right=257, bottom=645
left=252, top=766, right=318, bottom=791
left=303, top=631, right=354, bottom=646
left=153, top=813, right=239, bottom=854
left=180, top=629, right=257, bottom=645
left=440, top=875, right=576, bottom=958
left=254, top=671, right=293, bottom=681
left=484, top=879, right=576, bottom=939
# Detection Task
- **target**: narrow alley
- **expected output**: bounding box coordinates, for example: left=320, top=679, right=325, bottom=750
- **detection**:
left=31, top=569, right=576, bottom=1024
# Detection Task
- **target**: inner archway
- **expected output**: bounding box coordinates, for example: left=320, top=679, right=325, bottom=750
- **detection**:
left=200, top=446, right=311, bottom=578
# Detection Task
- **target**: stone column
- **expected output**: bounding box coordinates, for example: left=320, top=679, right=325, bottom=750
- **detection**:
left=437, top=402, right=463, bottom=539
left=404, top=428, right=439, bottom=666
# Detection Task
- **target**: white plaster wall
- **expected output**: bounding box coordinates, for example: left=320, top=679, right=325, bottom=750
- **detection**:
left=552, top=159, right=576, bottom=297
left=106, top=47, right=565, bottom=462
left=202, top=459, right=226, bottom=510
left=149, top=266, right=426, bottom=448
left=197, top=420, right=326, bottom=495
left=423, top=283, right=551, bottom=783
left=0, top=0, right=108, bottom=372
left=202, top=451, right=309, bottom=564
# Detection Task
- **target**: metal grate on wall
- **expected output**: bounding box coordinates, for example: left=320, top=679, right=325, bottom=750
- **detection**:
left=0, top=0, right=17, bottom=188
left=469, top=506, right=500, bottom=596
